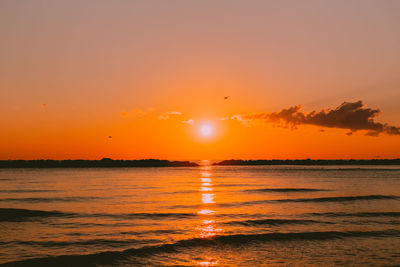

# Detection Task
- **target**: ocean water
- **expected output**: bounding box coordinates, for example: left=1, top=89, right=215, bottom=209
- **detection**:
left=1, top=164, right=400, bottom=266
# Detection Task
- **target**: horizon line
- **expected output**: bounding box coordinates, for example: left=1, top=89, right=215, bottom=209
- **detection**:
left=1, top=158, right=400, bottom=161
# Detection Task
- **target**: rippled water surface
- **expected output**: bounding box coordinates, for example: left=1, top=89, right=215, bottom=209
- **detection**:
left=1, top=164, right=400, bottom=266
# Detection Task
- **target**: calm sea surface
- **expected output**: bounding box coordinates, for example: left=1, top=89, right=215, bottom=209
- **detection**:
left=1, top=164, right=400, bottom=266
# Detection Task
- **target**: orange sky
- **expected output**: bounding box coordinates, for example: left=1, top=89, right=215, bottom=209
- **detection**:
left=1, top=1, right=400, bottom=160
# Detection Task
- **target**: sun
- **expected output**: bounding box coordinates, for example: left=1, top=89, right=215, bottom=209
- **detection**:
left=200, top=124, right=213, bottom=137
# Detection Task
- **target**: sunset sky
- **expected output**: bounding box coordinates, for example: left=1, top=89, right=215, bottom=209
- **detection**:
left=1, top=0, right=400, bottom=160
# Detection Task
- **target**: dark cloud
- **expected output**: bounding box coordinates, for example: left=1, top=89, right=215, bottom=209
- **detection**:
left=240, top=101, right=400, bottom=136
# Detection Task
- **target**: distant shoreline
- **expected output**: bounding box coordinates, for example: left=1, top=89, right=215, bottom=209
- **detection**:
left=213, top=159, right=400, bottom=166
left=0, top=159, right=199, bottom=168
left=2, top=159, right=400, bottom=168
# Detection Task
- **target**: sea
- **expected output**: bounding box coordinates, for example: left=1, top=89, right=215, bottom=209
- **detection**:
left=1, top=163, right=400, bottom=266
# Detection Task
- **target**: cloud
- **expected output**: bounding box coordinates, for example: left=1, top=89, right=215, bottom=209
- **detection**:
left=219, top=115, right=245, bottom=122
left=232, top=101, right=400, bottom=136
left=182, top=119, right=195, bottom=125
left=158, top=111, right=183, bottom=120
left=219, top=114, right=253, bottom=126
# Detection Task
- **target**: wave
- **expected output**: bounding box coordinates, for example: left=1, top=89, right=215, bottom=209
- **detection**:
left=225, top=218, right=327, bottom=226
left=163, top=189, right=199, bottom=194
left=215, top=183, right=258, bottom=187
left=274, top=195, right=400, bottom=203
left=96, top=212, right=196, bottom=219
left=246, top=188, right=329, bottom=193
left=0, top=189, right=57, bottom=193
left=4, top=230, right=400, bottom=266
left=0, top=239, right=142, bottom=247
left=119, top=229, right=180, bottom=235
left=0, top=208, right=73, bottom=222
left=0, top=208, right=196, bottom=222
left=216, top=195, right=400, bottom=208
left=0, top=196, right=105, bottom=203
left=308, top=211, right=400, bottom=218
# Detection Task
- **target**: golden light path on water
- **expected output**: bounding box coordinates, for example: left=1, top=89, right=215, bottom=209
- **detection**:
left=195, top=164, right=223, bottom=266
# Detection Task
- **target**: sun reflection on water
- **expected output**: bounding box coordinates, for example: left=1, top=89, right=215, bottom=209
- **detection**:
left=197, top=209, right=215, bottom=215
left=197, top=224, right=224, bottom=238
left=197, top=258, right=219, bottom=266
left=197, top=166, right=223, bottom=242
left=200, top=186, right=213, bottom=192
left=202, top=193, right=215, bottom=204
left=201, top=171, right=211, bottom=177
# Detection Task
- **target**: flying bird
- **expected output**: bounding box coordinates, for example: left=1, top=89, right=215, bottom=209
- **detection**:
left=224, top=96, right=229, bottom=100
left=108, top=136, right=112, bottom=139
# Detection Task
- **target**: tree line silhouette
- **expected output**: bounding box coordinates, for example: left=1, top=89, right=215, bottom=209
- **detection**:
left=0, top=158, right=198, bottom=168
left=214, top=159, right=400, bottom=166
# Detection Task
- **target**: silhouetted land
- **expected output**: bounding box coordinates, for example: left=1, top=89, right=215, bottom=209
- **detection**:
left=214, top=159, right=400, bottom=166
left=0, top=158, right=198, bottom=168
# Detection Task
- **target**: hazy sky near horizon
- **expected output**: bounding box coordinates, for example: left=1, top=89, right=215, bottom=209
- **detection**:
left=1, top=0, right=400, bottom=159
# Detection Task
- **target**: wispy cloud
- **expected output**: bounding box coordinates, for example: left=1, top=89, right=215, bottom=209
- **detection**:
left=228, top=101, right=400, bottom=136
left=158, top=111, right=183, bottom=120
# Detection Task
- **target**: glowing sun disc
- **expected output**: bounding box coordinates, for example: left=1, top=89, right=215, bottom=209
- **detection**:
left=200, top=124, right=213, bottom=137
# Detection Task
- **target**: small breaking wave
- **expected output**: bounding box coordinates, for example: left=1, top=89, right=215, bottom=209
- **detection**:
left=3, top=230, right=400, bottom=266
